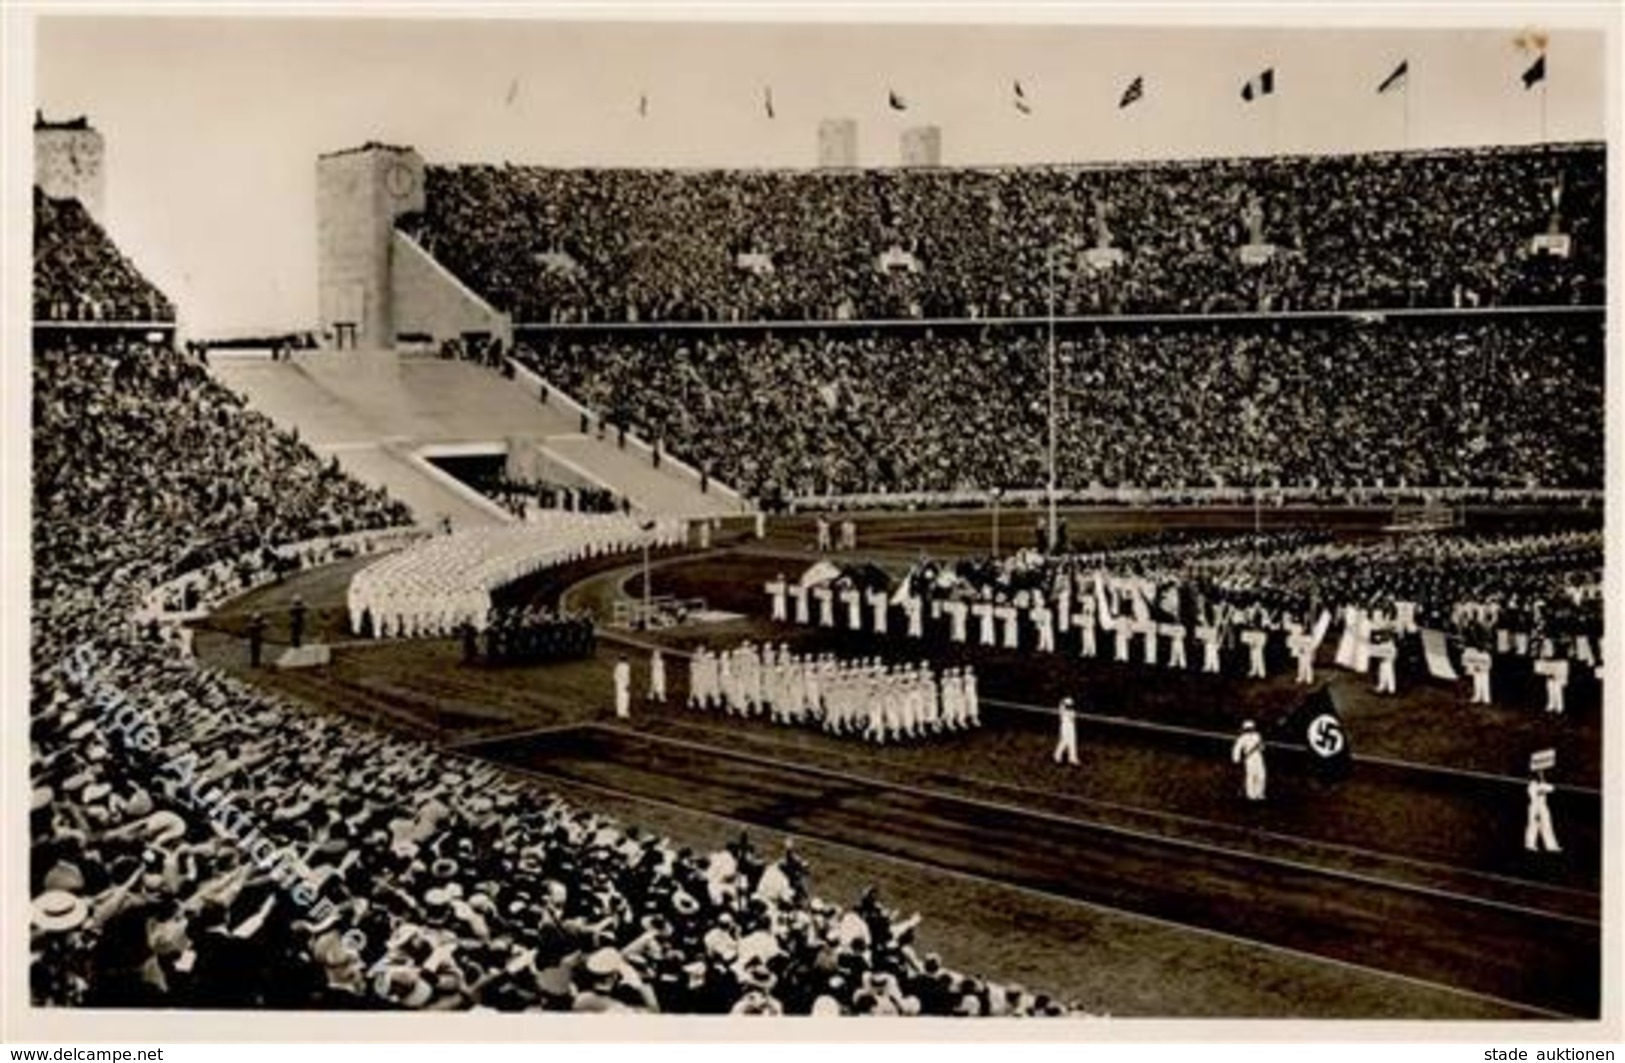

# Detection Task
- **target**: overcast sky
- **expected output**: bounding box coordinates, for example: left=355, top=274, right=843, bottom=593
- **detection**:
left=32, top=12, right=1610, bottom=335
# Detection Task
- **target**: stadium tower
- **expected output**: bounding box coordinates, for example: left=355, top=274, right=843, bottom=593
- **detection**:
left=316, top=143, right=511, bottom=351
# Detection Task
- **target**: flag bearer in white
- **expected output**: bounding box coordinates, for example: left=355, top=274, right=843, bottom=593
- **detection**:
left=841, top=585, right=863, bottom=630
left=1074, top=595, right=1097, bottom=657
left=1242, top=629, right=1268, bottom=678
left=1163, top=623, right=1188, bottom=670
left=867, top=586, right=890, bottom=635
left=1232, top=721, right=1266, bottom=801
left=1197, top=624, right=1222, bottom=673
left=765, top=575, right=788, bottom=621
left=1112, top=617, right=1134, bottom=662
left=1053, top=696, right=1079, bottom=765
left=814, top=586, right=835, bottom=627
left=974, top=601, right=996, bottom=646
left=904, top=594, right=924, bottom=639
left=1032, top=598, right=1055, bottom=653
left=944, top=598, right=969, bottom=643
left=1288, top=630, right=1315, bottom=685
left=997, top=602, right=1020, bottom=648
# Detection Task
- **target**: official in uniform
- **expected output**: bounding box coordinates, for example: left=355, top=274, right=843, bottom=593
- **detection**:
left=614, top=656, right=632, bottom=719
left=1231, top=721, right=1267, bottom=802
left=1525, top=771, right=1561, bottom=853
left=247, top=612, right=267, bottom=668
left=289, top=596, right=308, bottom=649
left=1053, top=696, right=1079, bottom=766
left=648, top=649, right=667, bottom=703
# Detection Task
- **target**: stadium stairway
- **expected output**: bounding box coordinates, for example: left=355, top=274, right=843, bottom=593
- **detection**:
left=208, top=349, right=740, bottom=524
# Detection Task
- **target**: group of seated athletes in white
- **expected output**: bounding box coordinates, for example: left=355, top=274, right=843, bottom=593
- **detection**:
left=766, top=565, right=1588, bottom=714
left=686, top=642, right=982, bottom=743
left=347, top=514, right=684, bottom=639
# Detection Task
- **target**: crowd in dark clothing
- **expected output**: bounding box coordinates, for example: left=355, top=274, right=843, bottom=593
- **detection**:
left=472, top=475, right=624, bottom=519
left=31, top=336, right=1071, bottom=1014
left=519, top=315, right=1603, bottom=501
left=33, top=188, right=175, bottom=323
left=467, top=606, right=596, bottom=666
left=400, top=143, right=1602, bottom=324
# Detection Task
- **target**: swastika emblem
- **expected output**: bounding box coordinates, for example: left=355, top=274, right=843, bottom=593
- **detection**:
left=1308, top=714, right=1345, bottom=758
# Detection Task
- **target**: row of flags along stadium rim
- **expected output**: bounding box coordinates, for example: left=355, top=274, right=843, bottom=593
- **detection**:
left=618, top=50, right=1551, bottom=118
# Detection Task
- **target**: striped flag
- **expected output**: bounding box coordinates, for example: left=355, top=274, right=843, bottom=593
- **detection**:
left=1377, top=60, right=1408, bottom=94
left=1241, top=68, right=1275, bottom=102
left=1118, top=75, right=1144, bottom=109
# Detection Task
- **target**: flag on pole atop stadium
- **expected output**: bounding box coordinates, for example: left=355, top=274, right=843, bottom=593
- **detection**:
left=1119, top=75, right=1145, bottom=108
left=1241, top=68, right=1275, bottom=102
left=638, top=92, right=648, bottom=117
left=1377, top=60, right=1408, bottom=94
left=1013, top=79, right=1032, bottom=114
left=888, top=89, right=908, bottom=111
left=1522, top=53, right=1547, bottom=89
left=764, top=86, right=775, bottom=119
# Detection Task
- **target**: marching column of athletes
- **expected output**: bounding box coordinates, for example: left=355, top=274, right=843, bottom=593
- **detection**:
left=688, top=642, right=982, bottom=743
left=611, top=641, right=981, bottom=743
left=761, top=574, right=1578, bottom=711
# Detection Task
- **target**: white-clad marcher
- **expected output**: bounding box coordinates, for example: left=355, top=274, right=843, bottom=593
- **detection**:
left=1370, top=638, right=1398, bottom=695
left=1242, top=630, right=1268, bottom=678
left=1197, top=624, right=1221, bottom=674
left=1053, top=696, right=1079, bottom=766
left=1231, top=721, right=1266, bottom=802
left=765, top=575, right=788, bottom=622
left=1288, top=631, right=1315, bottom=685
left=1525, top=772, right=1561, bottom=852
left=1163, top=624, right=1188, bottom=670
left=1543, top=658, right=1570, bottom=714
left=648, top=649, right=667, bottom=703
left=613, top=656, right=632, bottom=719
left=1462, top=646, right=1493, bottom=705
left=1032, top=600, right=1055, bottom=653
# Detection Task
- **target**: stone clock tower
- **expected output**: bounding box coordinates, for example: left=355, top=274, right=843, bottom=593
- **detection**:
left=315, top=142, right=426, bottom=348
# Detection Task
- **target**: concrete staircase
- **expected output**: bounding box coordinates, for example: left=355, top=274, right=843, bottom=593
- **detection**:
left=209, top=350, right=742, bottom=525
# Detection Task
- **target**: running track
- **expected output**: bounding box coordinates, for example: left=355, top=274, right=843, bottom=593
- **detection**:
left=462, top=723, right=1598, bottom=1019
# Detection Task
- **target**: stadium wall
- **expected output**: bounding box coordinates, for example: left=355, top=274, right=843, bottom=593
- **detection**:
left=392, top=231, right=513, bottom=348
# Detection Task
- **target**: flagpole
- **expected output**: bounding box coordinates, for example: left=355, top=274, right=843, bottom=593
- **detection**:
left=1046, top=244, right=1058, bottom=552
left=1403, top=71, right=1412, bottom=150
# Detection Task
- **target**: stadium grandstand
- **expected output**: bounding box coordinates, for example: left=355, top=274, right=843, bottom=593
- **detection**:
left=23, top=29, right=1608, bottom=1027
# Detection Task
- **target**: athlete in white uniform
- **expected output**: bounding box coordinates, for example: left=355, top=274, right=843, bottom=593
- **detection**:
left=1231, top=721, right=1266, bottom=801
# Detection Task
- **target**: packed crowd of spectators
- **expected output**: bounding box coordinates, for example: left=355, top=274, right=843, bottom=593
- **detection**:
left=32, top=339, right=1070, bottom=1015
left=520, top=316, right=1603, bottom=501
left=400, top=143, right=1603, bottom=323
left=33, top=188, right=175, bottom=324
